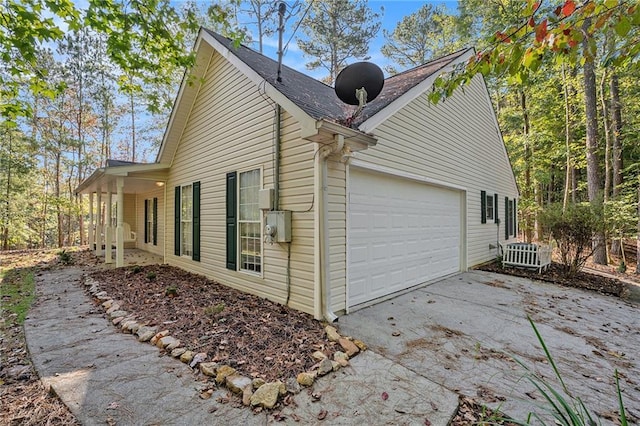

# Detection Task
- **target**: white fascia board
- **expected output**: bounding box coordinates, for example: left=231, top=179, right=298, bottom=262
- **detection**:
left=75, top=168, right=105, bottom=194
left=200, top=31, right=317, bottom=135
left=104, top=163, right=170, bottom=177
left=358, top=49, right=475, bottom=134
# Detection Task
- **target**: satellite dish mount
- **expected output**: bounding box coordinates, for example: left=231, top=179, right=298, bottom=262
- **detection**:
left=334, top=62, right=384, bottom=123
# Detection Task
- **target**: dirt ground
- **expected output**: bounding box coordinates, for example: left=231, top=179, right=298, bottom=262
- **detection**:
left=2, top=246, right=638, bottom=425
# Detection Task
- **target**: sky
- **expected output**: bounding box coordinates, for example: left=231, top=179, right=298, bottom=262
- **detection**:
left=247, top=1, right=460, bottom=79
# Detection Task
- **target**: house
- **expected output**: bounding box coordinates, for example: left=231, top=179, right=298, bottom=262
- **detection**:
left=76, top=29, right=519, bottom=321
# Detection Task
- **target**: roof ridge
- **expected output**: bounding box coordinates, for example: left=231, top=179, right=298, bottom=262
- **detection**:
left=385, top=47, right=474, bottom=81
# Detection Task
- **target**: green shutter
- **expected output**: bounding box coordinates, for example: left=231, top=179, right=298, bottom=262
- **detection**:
left=153, top=197, right=158, bottom=245
left=512, top=199, right=517, bottom=237
left=494, top=193, right=499, bottom=224
left=144, top=199, right=149, bottom=243
left=174, top=186, right=180, bottom=256
left=192, top=181, right=201, bottom=262
left=226, top=172, right=237, bottom=270
left=504, top=197, right=509, bottom=240
left=480, top=190, right=487, bottom=224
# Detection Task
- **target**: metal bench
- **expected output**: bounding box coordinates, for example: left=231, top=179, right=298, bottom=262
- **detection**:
left=502, top=243, right=551, bottom=273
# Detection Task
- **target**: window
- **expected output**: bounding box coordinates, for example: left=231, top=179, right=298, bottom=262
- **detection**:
left=181, top=184, right=193, bottom=257
left=175, top=183, right=200, bottom=261
left=504, top=197, right=517, bottom=239
left=145, top=199, right=153, bottom=243
left=486, top=194, right=494, bottom=221
left=238, top=169, right=261, bottom=273
left=144, top=198, right=158, bottom=245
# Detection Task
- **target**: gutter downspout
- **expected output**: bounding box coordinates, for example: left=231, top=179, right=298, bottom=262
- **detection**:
left=274, top=104, right=281, bottom=210
left=319, top=134, right=344, bottom=323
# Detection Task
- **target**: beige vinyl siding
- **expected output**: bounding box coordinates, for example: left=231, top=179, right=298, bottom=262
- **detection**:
left=356, top=74, right=518, bottom=267
left=135, top=188, right=165, bottom=256
left=164, top=51, right=317, bottom=316
left=327, top=159, right=347, bottom=314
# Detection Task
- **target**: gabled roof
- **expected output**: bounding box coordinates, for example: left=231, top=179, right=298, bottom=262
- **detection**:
left=156, top=29, right=474, bottom=164
left=204, top=30, right=474, bottom=129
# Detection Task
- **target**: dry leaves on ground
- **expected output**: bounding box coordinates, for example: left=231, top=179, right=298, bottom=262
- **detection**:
left=90, top=264, right=339, bottom=382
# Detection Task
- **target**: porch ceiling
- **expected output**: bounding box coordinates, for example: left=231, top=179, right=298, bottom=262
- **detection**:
left=76, top=163, right=170, bottom=195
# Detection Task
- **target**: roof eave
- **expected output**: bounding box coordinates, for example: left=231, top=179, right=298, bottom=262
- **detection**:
left=358, top=48, right=475, bottom=134
left=312, top=119, right=377, bottom=151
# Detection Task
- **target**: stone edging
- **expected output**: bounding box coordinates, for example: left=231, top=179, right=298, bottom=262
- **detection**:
left=83, top=275, right=367, bottom=410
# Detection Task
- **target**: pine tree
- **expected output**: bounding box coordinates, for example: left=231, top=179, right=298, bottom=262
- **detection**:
left=296, top=0, right=381, bottom=84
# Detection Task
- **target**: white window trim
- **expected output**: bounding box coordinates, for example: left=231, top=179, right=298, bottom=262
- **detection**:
left=237, top=166, right=263, bottom=277
left=486, top=194, right=494, bottom=221
left=180, top=183, right=193, bottom=259
left=146, top=199, right=154, bottom=244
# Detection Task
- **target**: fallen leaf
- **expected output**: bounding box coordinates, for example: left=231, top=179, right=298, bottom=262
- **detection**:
left=318, top=409, right=328, bottom=420
left=381, top=391, right=389, bottom=401
left=106, top=402, right=119, bottom=410
left=391, top=331, right=401, bottom=337
left=424, top=419, right=431, bottom=426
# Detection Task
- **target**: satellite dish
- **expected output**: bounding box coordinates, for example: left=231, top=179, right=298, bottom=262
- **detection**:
left=334, top=62, right=384, bottom=106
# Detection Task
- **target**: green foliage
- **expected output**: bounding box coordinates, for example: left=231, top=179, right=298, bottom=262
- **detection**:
left=131, top=265, right=142, bottom=274
left=431, top=0, right=640, bottom=102
left=0, top=268, right=35, bottom=325
left=164, top=284, right=177, bottom=296
left=147, top=272, right=157, bottom=281
left=539, top=203, right=601, bottom=275
left=381, top=4, right=466, bottom=74
left=513, top=317, right=629, bottom=425
left=57, top=249, right=73, bottom=265
left=204, top=302, right=225, bottom=317
left=604, top=197, right=637, bottom=240
left=297, top=0, right=382, bottom=83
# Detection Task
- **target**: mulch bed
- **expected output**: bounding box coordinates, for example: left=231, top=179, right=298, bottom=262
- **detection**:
left=477, top=261, right=627, bottom=297
left=89, top=264, right=339, bottom=383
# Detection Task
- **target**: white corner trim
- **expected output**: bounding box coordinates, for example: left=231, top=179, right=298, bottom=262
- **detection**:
left=349, top=159, right=468, bottom=192
left=358, top=49, right=475, bottom=134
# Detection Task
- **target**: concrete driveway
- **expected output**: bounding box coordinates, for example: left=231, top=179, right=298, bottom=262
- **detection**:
left=339, top=270, right=640, bottom=424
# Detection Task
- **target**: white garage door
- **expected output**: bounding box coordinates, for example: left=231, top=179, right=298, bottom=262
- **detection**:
left=348, top=168, right=461, bottom=307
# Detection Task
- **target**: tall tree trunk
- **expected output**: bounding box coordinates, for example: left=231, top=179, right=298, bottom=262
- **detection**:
left=600, top=71, right=611, bottom=203
left=637, top=181, right=640, bottom=274
left=55, top=150, right=63, bottom=248
left=2, top=129, right=12, bottom=250
left=520, top=89, right=533, bottom=242
left=610, top=71, right=624, bottom=256
left=582, top=22, right=607, bottom=265
left=562, top=65, right=573, bottom=211
left=77, top=58, right=85, bottom=245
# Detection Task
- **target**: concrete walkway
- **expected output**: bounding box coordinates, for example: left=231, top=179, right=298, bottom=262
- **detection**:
left=339, top=271, right=640, bottom=425
left=25, top=267, right=458, bottom=425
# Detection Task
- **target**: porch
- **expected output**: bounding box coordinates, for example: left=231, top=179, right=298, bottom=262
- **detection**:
left=76, top=160, right=169, bottom=268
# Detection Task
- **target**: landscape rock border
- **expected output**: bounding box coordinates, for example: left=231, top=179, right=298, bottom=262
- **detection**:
left=83, top=275, right=366, bottom=410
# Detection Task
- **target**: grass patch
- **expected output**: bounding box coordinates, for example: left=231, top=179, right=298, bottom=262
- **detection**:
left=0, top=267, right=36, bottom=325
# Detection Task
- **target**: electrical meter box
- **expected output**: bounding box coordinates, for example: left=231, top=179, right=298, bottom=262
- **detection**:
left=265, top=210, right=292, bottom=243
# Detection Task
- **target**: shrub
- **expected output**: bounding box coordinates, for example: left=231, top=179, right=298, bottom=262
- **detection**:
left=57, top=250, right=73, bottom=265
left=539, top=203, right=601, bottom=276
left=146, top=272, right=157, bottom=281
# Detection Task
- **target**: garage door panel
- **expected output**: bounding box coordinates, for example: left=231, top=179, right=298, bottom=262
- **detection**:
left=348, top=169, right=461, bottom=307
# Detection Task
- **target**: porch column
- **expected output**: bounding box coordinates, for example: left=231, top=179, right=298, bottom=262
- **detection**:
left=116, top=177, right=124, bottom=267
left=88, top=192, right=94, bottom=251
left=105, top=190, right=113, bottom=264
left=96, top=188, right=104, bottom=256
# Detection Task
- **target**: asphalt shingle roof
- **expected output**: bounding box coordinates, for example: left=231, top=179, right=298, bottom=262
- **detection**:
left=205, top=30, right=472, bottom=129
